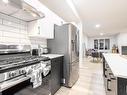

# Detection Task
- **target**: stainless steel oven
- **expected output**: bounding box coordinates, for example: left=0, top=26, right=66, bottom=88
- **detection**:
left=0, top=45, right=51, bottom=95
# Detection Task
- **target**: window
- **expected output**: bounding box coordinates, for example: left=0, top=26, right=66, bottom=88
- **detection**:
left=105, top=39, right=110, bottom=50
left=94, top=39, right=110, bottom=50
left=94, top=39, right=98, bottom=49
left=99, top=39, right=104, bottom=50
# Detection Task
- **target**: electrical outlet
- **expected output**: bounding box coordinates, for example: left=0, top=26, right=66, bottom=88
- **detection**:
left=62, top=78, right=65, bottom=84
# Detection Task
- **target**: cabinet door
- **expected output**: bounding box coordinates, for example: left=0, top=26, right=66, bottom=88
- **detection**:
left=118, top=78, right=127, bottom=95
left=39, top=18, right=54, bottom=39
left=51, top=57, right=63, bottom=95
left=28, top=20, right=39, bottom=35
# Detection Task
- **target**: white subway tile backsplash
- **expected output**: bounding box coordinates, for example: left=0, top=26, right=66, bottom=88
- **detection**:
left=2, top=37, right=19, bottom=43
left=18, top=34, right=27, bottom=39
left=0, top=24, right=20, bottom=33
left=0, top=13, right=47, bottom=46
left=0, top=14, right=20, bottom=24
left=0, top=31, right=2, bottom=41
left=3, top=31, right=19, bottom=38
left=0, top=31, right=2, bottom=36
left=20, top=39, right=30, bottom=45
left=20, top=30, right=27, bottom=34
left=0, top=25, right=6, bottom=31
left=0, top=19, right=2, bottom=24
left=3, top=20, right=19, bottom=29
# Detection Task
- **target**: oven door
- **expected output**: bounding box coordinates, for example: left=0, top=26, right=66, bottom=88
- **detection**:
left=2, top=74, right=51, bottom=95
left=0, top=75, right=30, bottom=92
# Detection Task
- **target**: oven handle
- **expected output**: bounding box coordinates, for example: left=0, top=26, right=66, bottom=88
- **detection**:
left=0, top=75, right=30, bottom=92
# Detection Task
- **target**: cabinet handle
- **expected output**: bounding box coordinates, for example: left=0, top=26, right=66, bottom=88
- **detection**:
left=110, top=77, right=116, bottom=80
left=107, top=79, right=112, bottom=91
left=71, top=40, right=75, bottom=51
left=38, top=26, right=40, bottom=34
left=105, top=71, right=107, bottom=78
left=109, top=73, right=116, bottom=80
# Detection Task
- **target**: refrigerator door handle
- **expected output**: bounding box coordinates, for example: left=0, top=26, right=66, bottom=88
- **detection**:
left=71, top=40, right=75, bottom=51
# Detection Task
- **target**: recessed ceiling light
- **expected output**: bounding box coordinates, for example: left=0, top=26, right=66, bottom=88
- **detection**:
left=100, top=33, right=104, bottom=36
left=95, top=24, right=101, bottom=28
left=2, top=0, right=9, bottom=4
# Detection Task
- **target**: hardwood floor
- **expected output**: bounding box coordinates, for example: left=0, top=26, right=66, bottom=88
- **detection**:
left=55, top=57, right=106, bottom=95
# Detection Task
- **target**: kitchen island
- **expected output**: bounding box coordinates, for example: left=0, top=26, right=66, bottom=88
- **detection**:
left=103, top=53, right=127, bottom=95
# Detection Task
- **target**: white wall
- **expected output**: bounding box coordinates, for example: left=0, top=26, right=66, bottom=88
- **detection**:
left=117, top=30, right=127, bottom=54
left=88, top=35, right=117, bottom=52
left=82, top=32, right=88, bottom=57
left=77, top=22, right=89, bottom=66
left=77, top=22, right=83, bottom=59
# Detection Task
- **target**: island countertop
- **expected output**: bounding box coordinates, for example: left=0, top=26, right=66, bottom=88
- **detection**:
left=103, top=53, right=127, bottom=78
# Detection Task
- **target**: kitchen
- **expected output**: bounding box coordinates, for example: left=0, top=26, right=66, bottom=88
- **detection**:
left=0, top=0, right=80, bottom=95
left=0, top=0, right=127, bottom=95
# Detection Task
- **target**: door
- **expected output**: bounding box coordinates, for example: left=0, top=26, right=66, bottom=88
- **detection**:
left=71, top=25, right=79, bottom=63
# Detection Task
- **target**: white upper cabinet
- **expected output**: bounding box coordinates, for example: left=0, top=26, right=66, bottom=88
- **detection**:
left=26, top=0, right=64, bottom=39
left=28, top=17, right=55, bottom=39
left=28, top=20, right=39, bottom=36
left=28, top=13, right=63, bottom=39
left=39, top=17, right=54, bottom=39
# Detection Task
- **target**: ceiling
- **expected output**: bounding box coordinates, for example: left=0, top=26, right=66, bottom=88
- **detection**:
left=39, top=0, right=79, bottom=23
left=39, top=0, right=127, bottom=37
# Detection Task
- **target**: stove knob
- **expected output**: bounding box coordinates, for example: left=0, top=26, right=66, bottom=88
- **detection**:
left=19, top=70, right=25, bottom=74
left=9, top=73, right=12, bottom=78
left=11, top=72, right=16, bottom=77
left=27, top=69, right=32, bottom=74
left=19, top=70, right=21, bottom=74
left=9, top=72, right=15, bottom=78
left=22, top=70, right=25, bottom=74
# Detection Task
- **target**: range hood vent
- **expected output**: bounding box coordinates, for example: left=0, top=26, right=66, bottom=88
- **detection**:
left=0, top=0, right=45, bottom=22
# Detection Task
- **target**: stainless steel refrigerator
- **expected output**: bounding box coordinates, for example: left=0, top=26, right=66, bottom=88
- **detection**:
left=47, top=23, right=79, bottom=87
